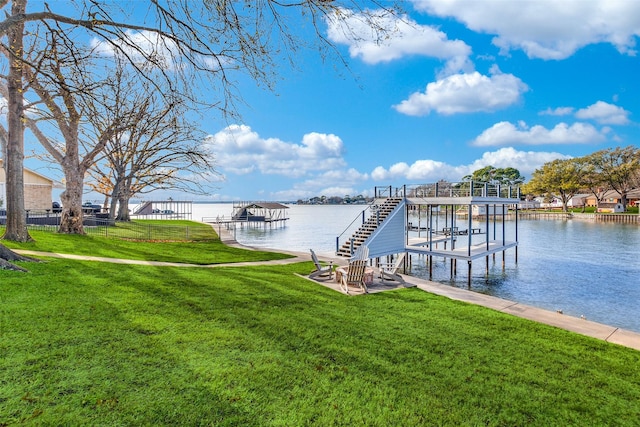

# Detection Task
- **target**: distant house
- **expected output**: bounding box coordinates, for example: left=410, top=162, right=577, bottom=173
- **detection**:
left=0, top=160, right=63, bottom=210
left=567, top=194, right=589, bottom=208
left=585, top=189, right=640, bottom=208
left=519, top=199, right=540, bottom=209
left=536, top=197, right=561, bottom=209
left=597, top=202, right=625, bottom=213
left=471, top=204, right=504, bottom=215
left=537, top=194, right=589, bottom=209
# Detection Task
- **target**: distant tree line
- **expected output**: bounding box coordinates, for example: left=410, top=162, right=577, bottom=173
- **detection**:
left=297, top=194, right=373, bottom=205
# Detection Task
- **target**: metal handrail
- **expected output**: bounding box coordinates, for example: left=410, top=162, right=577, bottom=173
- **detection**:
left=335, top=204, right=374, bottom=253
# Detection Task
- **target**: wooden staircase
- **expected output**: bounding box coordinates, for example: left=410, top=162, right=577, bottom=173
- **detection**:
left=336, top=197, right=403, bottom=258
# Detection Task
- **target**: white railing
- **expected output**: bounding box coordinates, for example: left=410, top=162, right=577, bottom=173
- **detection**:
left=375, top=182, right=521, bottom=199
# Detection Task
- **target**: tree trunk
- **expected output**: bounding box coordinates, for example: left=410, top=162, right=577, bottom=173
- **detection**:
left=0, top=244, right=40, bottom=271
left=3, top=0, right=31, bottom=243
left=109, top=197, right=117, bottom=220
left=58, top=169, right=85, bottom=234
left=117, top=195, right=131, bottom=221
left=109, top=180, right=120, bottom=221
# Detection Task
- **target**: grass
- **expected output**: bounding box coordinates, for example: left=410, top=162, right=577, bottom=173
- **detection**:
left=1, top=230, right=639, bottom=425
left=1, top=221, right=291, bottom=264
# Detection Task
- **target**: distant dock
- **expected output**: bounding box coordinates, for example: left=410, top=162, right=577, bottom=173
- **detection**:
left=203, top=201, right=290, bottom=229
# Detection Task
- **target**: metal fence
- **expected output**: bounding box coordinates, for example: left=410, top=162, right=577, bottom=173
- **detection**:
left=25, top=221, right=215, bottom=241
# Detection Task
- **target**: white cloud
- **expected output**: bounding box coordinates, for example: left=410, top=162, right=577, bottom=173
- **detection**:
left=394, top=68, right=528, bottom=116
left=370, top=147, right=569, bottom=182
left=326, top=8, right=472, bottom=74
left=467, top=147, right=571, bottom=176
left=302, top=168, right=368, bottom=189
left=412, top=0, right=640, bottom=59
left=204, top=124, right=346, bottom=177
left=91, top=30, right=182, bottom=70
left=371, top=160, right=465, bottom=182
left=575, top=101, right=631, bottom=125
left=472, top=121, right=609, bottom=147
left=539, top=107, right=574, bottom=116
left=90, top=30, right=222, bottom=71
left=271, top=168, right=368, bottom=200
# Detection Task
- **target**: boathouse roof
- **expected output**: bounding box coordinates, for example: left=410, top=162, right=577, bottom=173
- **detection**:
left=242, top=202, right=289, bottom=210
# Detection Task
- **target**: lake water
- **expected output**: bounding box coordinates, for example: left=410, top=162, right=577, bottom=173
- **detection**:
left=188, top=203, right=640, bottom=333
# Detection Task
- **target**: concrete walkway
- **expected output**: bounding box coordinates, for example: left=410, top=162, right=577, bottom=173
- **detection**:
left=15, top=225, right=640, bottom=352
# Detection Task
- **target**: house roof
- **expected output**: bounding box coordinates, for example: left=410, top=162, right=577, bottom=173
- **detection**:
left=598, top=189, right=640, bottom=200
left=0, top=159, right=64, bottom=188
left=243, top=202, right=289, bottom=210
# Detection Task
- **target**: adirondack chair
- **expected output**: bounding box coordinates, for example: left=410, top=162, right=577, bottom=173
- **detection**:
left=338, top=258, right=368, bottom=294
left=378, top=253, right=406, bottom=283
left=309, top=249, right=333, bottom=279
left=350, top=244, right=369, bottom=261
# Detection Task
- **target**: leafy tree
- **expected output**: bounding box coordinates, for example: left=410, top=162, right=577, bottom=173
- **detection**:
left=463, top=166, right=496, bottom=183
left=494, top=167, right=525, bottom=186
left=463, top=166, right=524, bottom=185
left=522, top=158, right=586, bottom=212
left=576, top=152, right=610, bottom=207
left=587, top=146, right=640, bottom=210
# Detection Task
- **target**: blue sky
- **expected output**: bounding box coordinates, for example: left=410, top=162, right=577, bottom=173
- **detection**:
left=23, top=0, right=640, bottom=202
left=198, top=0, right=640, bottom=201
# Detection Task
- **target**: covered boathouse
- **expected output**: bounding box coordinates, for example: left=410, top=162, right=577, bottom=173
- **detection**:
left=231, top=201, right=289, bottom=227
left=335, top=183, right=521, bottom=286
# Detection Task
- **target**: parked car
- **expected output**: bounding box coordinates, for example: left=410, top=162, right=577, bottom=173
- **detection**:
left=52, top=201, right=62, bottom=213
left=82, top=201, right=102, bottom=214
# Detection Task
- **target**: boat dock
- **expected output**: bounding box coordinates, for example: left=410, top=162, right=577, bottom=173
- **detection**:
left=335, top=182, right=521, bottom=286
left=203, top=201, right=290, bottom=230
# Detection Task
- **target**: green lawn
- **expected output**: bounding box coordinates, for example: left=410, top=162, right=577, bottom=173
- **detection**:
left=1, top=223, right=291, bottom=264
left=1, top=230, right=639, bottom=425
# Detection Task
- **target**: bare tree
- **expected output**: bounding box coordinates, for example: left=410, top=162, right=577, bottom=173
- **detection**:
left=18, top=27, right=129, bottom=234
left=86, top=60, right=216, bottom=221
left=3, top=0, right=29, bottom=242
left=0, top=0, right=398, bottom=268
left=0, top=0, right=41, bottom=269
